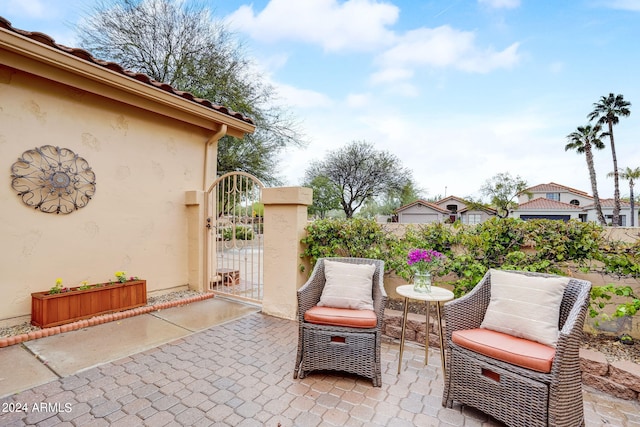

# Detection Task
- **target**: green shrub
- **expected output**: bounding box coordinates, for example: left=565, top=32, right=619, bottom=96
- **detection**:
left=222, top=226, right=254, bottom=241
left=300, top=218, right=392, bottom=267
left=300, top=217, right=640, bottom=310
left=589, top=284, right=640, bottom=324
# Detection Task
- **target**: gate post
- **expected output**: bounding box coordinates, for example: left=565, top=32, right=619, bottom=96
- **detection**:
left=262, top=187, right=312, bottom=320
left=185, top=190, right=206, bottom=292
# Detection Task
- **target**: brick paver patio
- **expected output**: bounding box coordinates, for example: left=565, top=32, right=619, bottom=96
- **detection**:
left=1, top=312, right=639, bottom=426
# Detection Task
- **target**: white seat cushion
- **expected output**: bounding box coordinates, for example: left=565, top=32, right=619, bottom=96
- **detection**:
left=480, top=269, right=569, bottom=347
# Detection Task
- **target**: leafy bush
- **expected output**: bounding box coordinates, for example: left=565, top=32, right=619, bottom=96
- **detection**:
left=590, top=284, right=640, bottom=324
left=300, top=218, right=392, bottom=266
left=301, top=217, right=640, bottom=303
left=222, top=226, right=254, bottom=241
left=599, top=240, right=640, bottom=276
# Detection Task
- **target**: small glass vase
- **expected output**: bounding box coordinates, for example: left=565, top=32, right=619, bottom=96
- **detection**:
left=412, top=271, right=432, bottom=293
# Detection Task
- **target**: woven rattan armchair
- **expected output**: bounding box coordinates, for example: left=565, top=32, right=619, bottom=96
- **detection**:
left=293, top=257, right=387, bottom=386
left=442, top=270, right=591, bottom=427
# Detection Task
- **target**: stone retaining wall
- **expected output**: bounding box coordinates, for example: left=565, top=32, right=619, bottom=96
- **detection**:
left=383, top=309, right=640, bottom=402
left=580, top=348, right=640, bottom=401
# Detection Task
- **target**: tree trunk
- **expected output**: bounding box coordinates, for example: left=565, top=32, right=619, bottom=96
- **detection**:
left=630, top=181, right=635, bottom=227
left=608, top=121, right=621, bottom=226
left=585, top=146, right=607, bottom=225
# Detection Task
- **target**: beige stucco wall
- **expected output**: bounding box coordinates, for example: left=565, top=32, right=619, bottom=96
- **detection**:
left=0, top=65, right=215, bottom=321
left=262, top=187, right=313, bottom=320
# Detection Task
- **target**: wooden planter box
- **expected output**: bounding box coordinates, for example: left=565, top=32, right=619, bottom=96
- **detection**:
left=31, top=280, right=147, bottom=328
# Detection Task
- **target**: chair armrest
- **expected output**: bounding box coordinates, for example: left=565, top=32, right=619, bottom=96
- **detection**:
left=443, top=270, right=491, bottom=342
left=297, top=260, right=326, bottom=320
left=371, top=260, right=387, bottom=329
left=552, top=279, right=592, bottom=370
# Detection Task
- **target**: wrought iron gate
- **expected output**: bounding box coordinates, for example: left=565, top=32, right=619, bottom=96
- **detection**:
left=206, top=172, right=264, bottom=303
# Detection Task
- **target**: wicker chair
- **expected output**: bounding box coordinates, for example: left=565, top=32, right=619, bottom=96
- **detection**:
left=293, top=257, right=387, bottom=386
left=442, top=270, right=592, bottom=427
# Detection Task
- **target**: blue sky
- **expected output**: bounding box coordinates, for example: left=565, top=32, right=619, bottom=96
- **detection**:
left=2, top=0, right=639, bottom=200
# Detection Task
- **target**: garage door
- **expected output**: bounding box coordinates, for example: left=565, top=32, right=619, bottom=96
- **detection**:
left=519, top=215, right=571, bottom=222
left=401, top=213, right=439, bottom=223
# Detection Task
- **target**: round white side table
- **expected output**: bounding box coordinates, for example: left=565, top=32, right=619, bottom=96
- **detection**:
left=396, top=285, right=454, bottom=376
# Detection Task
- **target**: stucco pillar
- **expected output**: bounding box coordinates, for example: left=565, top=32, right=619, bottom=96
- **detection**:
left=185, top=190, right=205, bottom=292
left=262, top=186, right=313, bottom=320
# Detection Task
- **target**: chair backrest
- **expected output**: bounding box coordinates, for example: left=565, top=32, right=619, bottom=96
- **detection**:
left=486, top=270, right=591, bottom=330
left=315, top=257, right=386, bottom=304
left=316, top=256, right=384, bottom=280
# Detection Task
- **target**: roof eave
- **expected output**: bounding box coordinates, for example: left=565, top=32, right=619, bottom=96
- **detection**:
left=0, top=26, right=255, bottom=137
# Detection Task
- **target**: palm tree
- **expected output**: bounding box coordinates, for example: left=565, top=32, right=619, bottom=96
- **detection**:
left=587, top=93, right=631, bottom=226
left=608, top=166, right=640, bottom=226
left=565, top=124, right=607, bottom=225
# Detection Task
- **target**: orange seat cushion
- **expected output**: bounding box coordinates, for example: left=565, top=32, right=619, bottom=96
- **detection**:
left=304, top=306, right=377, bottom=328
left=452, top=328, right=556, bottom=373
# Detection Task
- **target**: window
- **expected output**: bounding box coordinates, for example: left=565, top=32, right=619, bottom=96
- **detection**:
left=605, top=215, right=627, bottom=226
left=466, top=214, right=482, bottom=225
left=570, top=199, right=579, bottom=206
left=546, top=193, right=560, bottom=201
left=446, top=204, right=458, bottom=213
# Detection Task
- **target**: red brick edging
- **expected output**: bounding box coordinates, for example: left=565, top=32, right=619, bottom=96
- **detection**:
left=0, top=293, right=214, bottom=349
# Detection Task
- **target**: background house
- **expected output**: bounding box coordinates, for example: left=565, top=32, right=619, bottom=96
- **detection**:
left=458, top=206, right=498, bottom=225
left=395, top=196, right=497, bottom=224
left=395, top=200, right=448, bottom=224
left=516, top=198, right=585, bottom=222
left=0, top=18, right=254, bottom=322
left=433, top=196, right=467, bottom=223
left=433, top=196, right=497, bottom=225
left=514, top=182, right=631, bottom=225
left=396, top=183, right=632, bottom=226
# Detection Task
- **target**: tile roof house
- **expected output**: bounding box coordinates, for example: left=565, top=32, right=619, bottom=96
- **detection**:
left=395, top=196, right=497, bottom=224
left=396, top=182, right=632, bottom=226
left=395, top=200, right=449, bottom=224
left=514, top=182, right=631, bottom=225
left=0, top=17, right=255, bottom=322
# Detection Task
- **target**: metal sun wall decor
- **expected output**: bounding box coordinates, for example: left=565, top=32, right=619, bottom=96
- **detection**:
left=10, top=145, right=96, bottom=214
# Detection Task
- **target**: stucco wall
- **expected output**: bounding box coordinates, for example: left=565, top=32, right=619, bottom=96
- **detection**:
left=0, top=65, right=210, bottom=321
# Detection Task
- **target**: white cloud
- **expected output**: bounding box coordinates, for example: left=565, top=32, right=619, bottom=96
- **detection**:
left=604, top=0, right=640, bottom=11
left=383, top=82, right=420, bottom=97
left=370, top=67, right=414, bottom=84
left=272, top=83, right=334, bottom=109
left=478, top=0, right=521, bottom=9
left=260, top=53, right=290, bottom=72
left=277, top=99, right=621, bottom=201
left=345, top=93, right=372, bottom=108
left=376, top=26, right=521, bottom=74
left=458, top=42, right=521, bottom=73
left=225, top=0, right=399, bottom=52
left=2, top=0, right=47, bottom=18
left=549, top=61, right=565, bottom=74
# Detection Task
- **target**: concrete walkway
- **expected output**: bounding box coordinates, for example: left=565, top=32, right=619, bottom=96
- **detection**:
left=0, top=298, right=260, bottom=397
left=1, top=298, right=639, bottom=426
